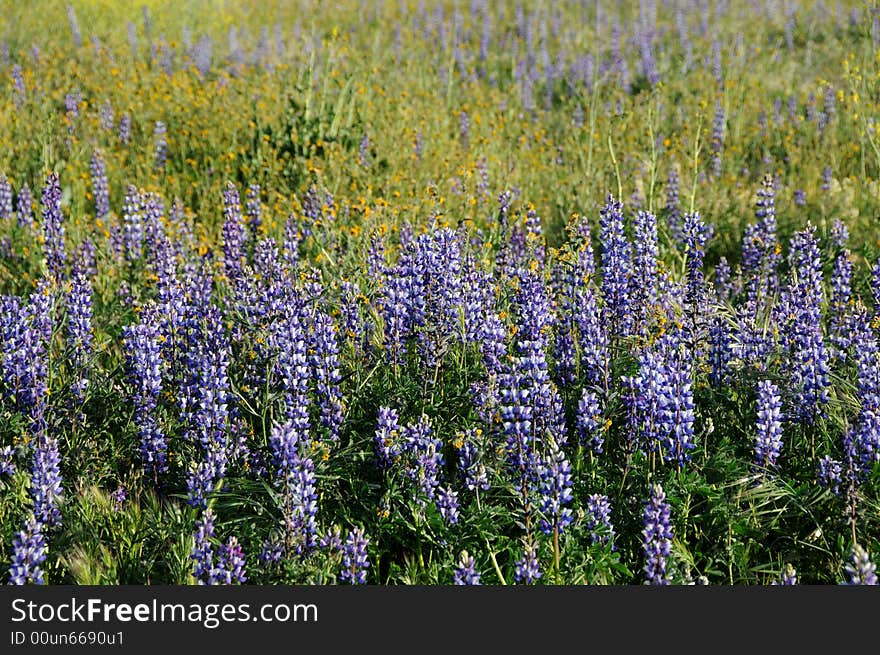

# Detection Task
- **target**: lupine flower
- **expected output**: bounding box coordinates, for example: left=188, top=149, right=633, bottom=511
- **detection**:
left=453, top=551, right=481, bottom=585
left=631, top=210, right=658, bottom=331
left=537, top=440, right=573, bottom=536
left=399, top=227, right=445, bottom=312
left=319, top=527, right=343, bottom=556
left=301, top=184, right=328, bottom=228
left=459, top=110, right=470, bottom=148
left=585, top=494, right=615, bottom=546
left=712, top=39, right=723, bottom=86
left=143, top=251, right=172, bottom=325
left=462, top=257, right=502, bottom=362
left=66, top=269, right=93, bottom=402
left=843, top=418, right=880, bottom=490
left=599, top=194, right=632, bottom=338
left=818, top=455, right=843, bottom=495
left=64, top=91, right=80, bottom=135
left=470, top=377, right=500, bottom=432
left=193, top=34, right=213, bottom=76
left=100, top=100, right=114, bottom=132
left=17, top=182, right=34, bottom=228
left=499, top=272, right=560, bottom=477
left=111, top=485, right=127, bottom=511
left=338, top=280, right=365, bottom=351
left=831, top=219, right=849, bottom=249
left=683, top=212, right=711, bottom=315
left=821, top=166, right=832, bottom=191
left=841, top=544, right=878, bottom=585
left=871, top=258, right=880, bottom=314
left=664, top=168, right=682, bottom=242
left=41, top=173, right=67, bottom=280
left=31, top=432, right=63, bottom=529
left=340, top=527, right=370, bottom=584
left=476, top=156, right=490, bottom=204
left=2, top=289, right=51, bottom=417
left=191, top=510, right=216, bottom=583
left=478, top=310, right=508, bottom=376
left=413, top=131, right=423, bottom=161
left=358, top=133, right=371, bottom=167
left=66, top=4, right=82, bottom=47
left=90, top=151, right=110, bottom=220
left=378, top=253, right=418, bottom=366
left=126, top=18, right=143, bottom=54
left=524, top=208, right=545, bottom=264
left=841, top=427, right=873, bottom=492
left=153, top=121, right=167, bottom=172
left=830, top=253, right=854, bottom=359
left=708, top=314, right=732, bottom=387
left=118, top=113, right=131, bottom=144
left=576, top=388, right=604, bottom=454
left=269, top=419, right=301, bottom=479
left=610, top=17, right=630, bottom=93
left=736, top=306, right=775, bottom=371
left=622, top=369, right=650, bottom=457
left=259, top=539, right=284, bottom=566
left=406, top=228, right=464, bottom=370
left=74, top=239, right=97, bottom=282
left=141, top=192, right=165, bottom=261
left=514, top=542, right=542, bottom=584
left=787, top=95, right=798, bottom=122
left=213, top=537, right=247, bottom=585
left=629, top=188, right=644, bottom=211
left=367, top=230, right=387, bottom=280
left=182, top=308, right=233, bottom=508
left=269, top=420, right=318, bottom=557
left=123, top=314, right=167, bottom=475
left=7, top=515, right=47, bottom=585
left=273, top=213, right=298, bottom=271
left=245, top=183, right=262, bottom=239
left=629, top=329, right=696, bottom=466
left=374, top=406, right=403, bottom=468
left=12, top=64, right=26, bottom=106
left=757, top=109, right=768, bottom=138
left=402, top=415, right=445, bottom=504
left=774, top=564, right=798, bottom=586
left=710, top=101, right=725, bottom=178
left=675, top=3, right=693, bottom=68
left=272, top=309, right=311, bottom=438
left=755, top=380, right=784, bottom=470
left=660, top=333, right=697, bottom=467
left=222, top=182, right=247, bottom=282
left=743, top=175, right=781, bottom=309
left=571, top=246, right=608, bottom=388
left=28, top=280, right=54, bottom=349
left=643, top=484, right=673, bottom=585
left=572, top=100, right=586, bottom=128
left=310, top=312, right=343, bottom=443
left=0, top=445, right=15, bottom=477
left=806, top=94, right=818, bottom=122
left=435, top=485, right=459, bottom=523
left=850, top=313, right=880, bottom=473
left=639, top=19, right=659, bottom=86
left=455, top=428, right=489, bottom=491
left=787, top=225, right=830, bottom=424
left=0, top=173, right=12, bottom=221
left=120, top=186, right=143, bottom=262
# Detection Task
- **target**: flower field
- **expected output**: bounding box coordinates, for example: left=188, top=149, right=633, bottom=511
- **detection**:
left=1, top=0, right=880, bottom=585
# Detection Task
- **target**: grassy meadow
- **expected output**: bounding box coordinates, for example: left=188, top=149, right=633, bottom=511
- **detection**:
left=1, top=0, right=879, bottom=585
